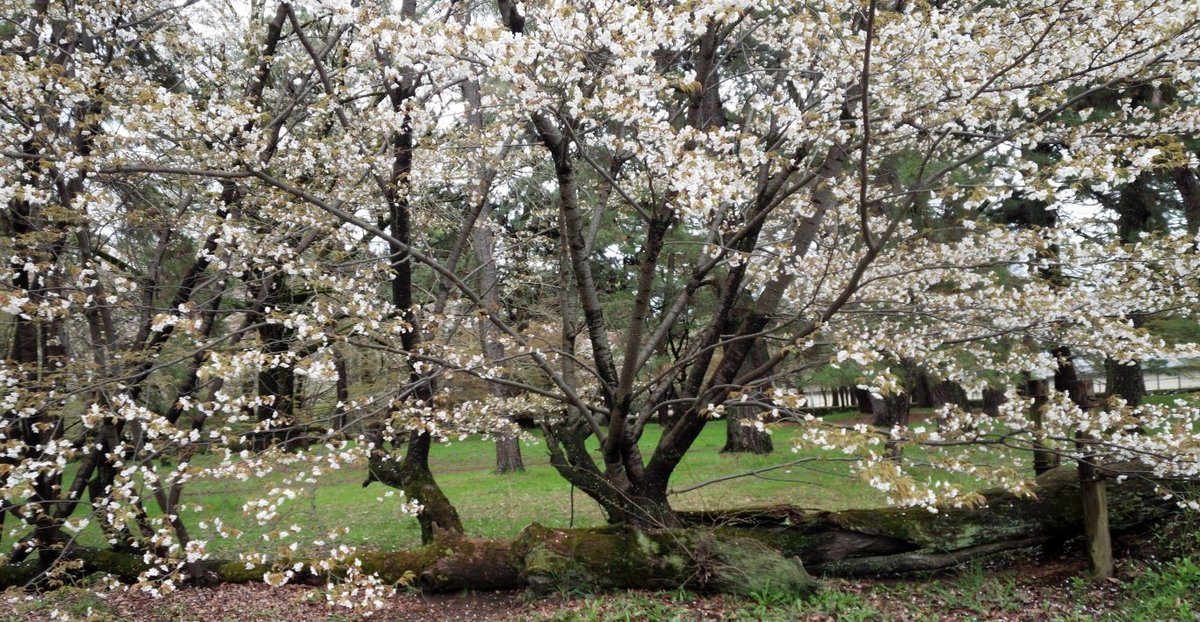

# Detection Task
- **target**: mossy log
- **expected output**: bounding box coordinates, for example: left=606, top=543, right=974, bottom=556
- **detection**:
left=681, top=463, right=1179, bottom=575
left=4, top=527, right=816, bottom=596
left=1, top=464, right=1183, bottom=590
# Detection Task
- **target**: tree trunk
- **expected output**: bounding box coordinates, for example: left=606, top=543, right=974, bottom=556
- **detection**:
left=1023, top=377, right=1059, bottom=476
left=367, top=430, right=464, bottom=543
left=1078, top=453, right=1114, bottom=580
left=854, top=388, right=873, bottom=414
left=1173, top=166, right=1200, bottom=235
left=380, top=67, right=462, bottom=543
left=1105, top=358, right=1145, bottom=407
left=333, top=352, right=349, bottom=432
left=929, top=380, right=968, bottom=409
left=251, top=276, right=297, bottom=451
left=723, top=412, right=774, bottom=454
left=908, top=365, right=935, bottom=408
left=982, top=387, right=1007, bottom=417
left=871, top=392, right=910, bottom=458
left=495, top=435, right=524, bottom=474
left=1053, top=346, right=1112, bottom=580
left=457, top=38, right=525, bottom=475
left=722, top=338, right=773, bottom=454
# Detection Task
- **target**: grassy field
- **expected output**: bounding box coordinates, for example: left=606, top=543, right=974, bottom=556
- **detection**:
left=61, top=391, right=1200, bottom=558
left=136, top=419, right=893, bottom=557
left=56, top=409, right=1022, bottom=558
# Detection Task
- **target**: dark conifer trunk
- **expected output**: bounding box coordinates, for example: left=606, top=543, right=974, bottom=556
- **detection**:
left=854, top=387, right=873, bottom=413
left=929, top=380, right=968, bottom=409
left=1105, top=359, right=1145, bottom=406
left=982, top=387, right=1007, bottom=416
left=723, top=339, right=774, bottom=454
left=333, top=352, right=349, bottom=431
left=495, top=435, right=525, bottom=474
left=871, top=391, right=911, bottom=458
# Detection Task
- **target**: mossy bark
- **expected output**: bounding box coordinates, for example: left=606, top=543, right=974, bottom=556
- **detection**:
left=367, top=432, right=464, bottom=544
left=681, top=462, right=1176, bottom=575
left=8, top=528, right=816, bottom=597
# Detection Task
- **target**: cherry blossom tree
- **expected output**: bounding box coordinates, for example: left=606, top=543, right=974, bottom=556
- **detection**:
left=3, top=0, right=1200, bottom=595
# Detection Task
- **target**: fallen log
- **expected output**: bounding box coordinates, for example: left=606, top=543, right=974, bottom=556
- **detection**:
left=11, top=526, right=816, bottom=597
left=682, top=463, right=1182, bottom=575
left=2, top=464, right=1185, bottom=591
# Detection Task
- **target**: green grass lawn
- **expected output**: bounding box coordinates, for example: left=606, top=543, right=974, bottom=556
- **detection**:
left=56, top=393, right=1188, bottom=559
left=54, top=414, right=1027, bottom=559
left=147, top=421, right=890, bottom=557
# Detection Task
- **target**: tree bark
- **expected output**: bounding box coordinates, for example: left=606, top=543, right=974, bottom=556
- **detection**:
left=854, top=388, right=874, bottom=414
left=1053, top=346, right=1112, bottom=580
left=1173, top=166, right=1200, bottom=235
left=722, top=336, right=773, bottom=454
left=723, top=409, right=774, bottom=454
left=1023, top=377, right=1059, bottom=476
left=982, top=387, right=1007, bottom=417
left=366, top=431, right=464, bottom=544
left=495, top=435, right=524, bottom=474
left=1078, top=454, right=1114, bottom=580
left=871, top=391, right=911, bottom=459
left=1105, top=358, right=1145, bottom=407
left=333, top=352, right=349, bottom=432
left=378, top=59, right=462, bottom=542
left=929, top=380, right=968, bottom=409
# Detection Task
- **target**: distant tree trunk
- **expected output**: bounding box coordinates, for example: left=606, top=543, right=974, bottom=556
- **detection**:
left=455, top=23, right=524, bottom=474
left=1106, top=182, right=1151, bottom=407
left=930, top=380, right=968, bottom=409
left=252, top=308, right=295, bottom=450
left=907, top=364, right=935, bottom=408
left=982, top=387, right=1007, bottom=416
left=871, top=392, right=911, bottom=459
left=723, top=339, right=773, bottom=454
left=854, top=387, right=873, bottom=414
left=1104, top=316, right=1146, bottom=407
left=495, top=435, right=524, bottom=473
left=1105, top=359, right=1145, bottom=406
left=474, top=209, right=523, bottom=474
left=871, top=392, right=911, bottom=428
left=1172, top=166, right=1200, bottom=235
left=333, top=352, right=349, bottom=432
left=1023, top=376, right=1058, bottom=476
